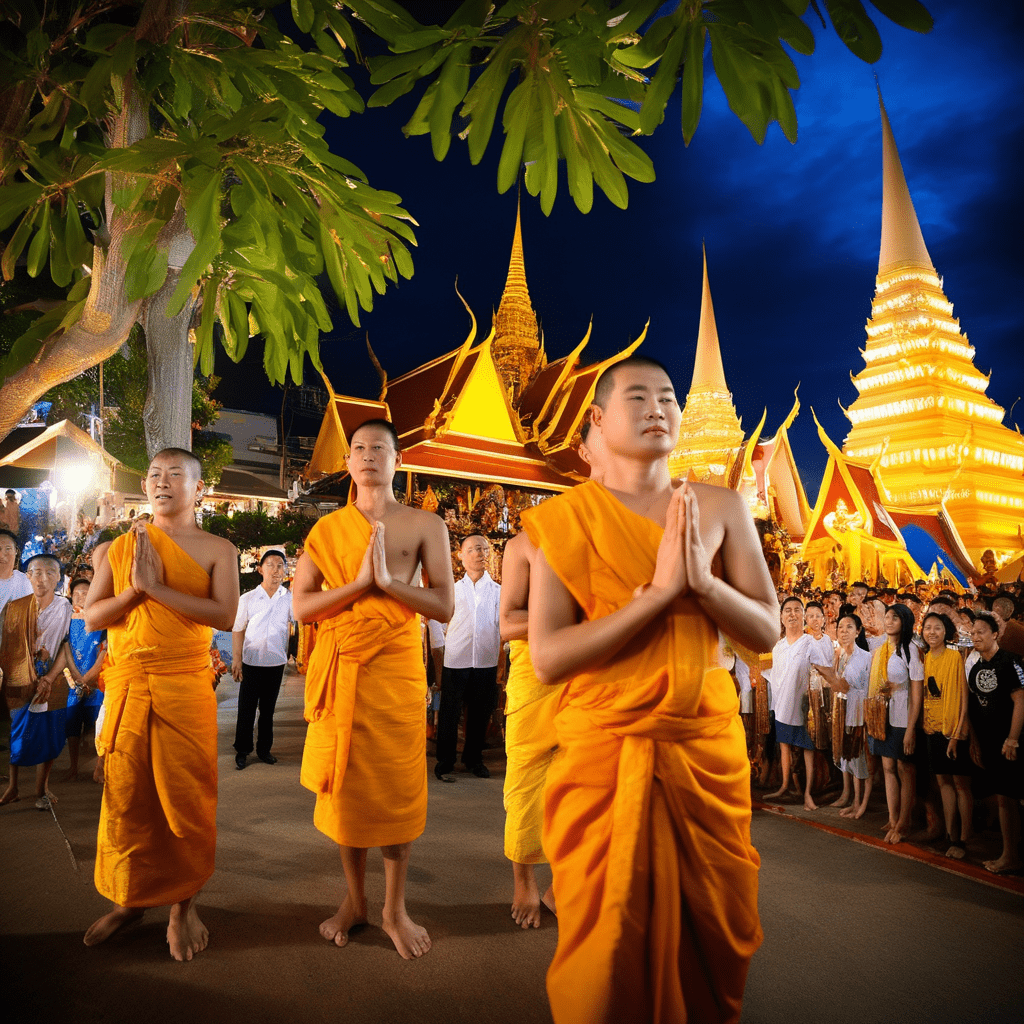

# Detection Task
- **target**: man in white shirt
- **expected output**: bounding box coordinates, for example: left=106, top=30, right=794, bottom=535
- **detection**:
left=0, top=529, right=33, bottom=615
left=232, top=550, right=292, bottom=770
left=434, top=533, right=501, bottom=780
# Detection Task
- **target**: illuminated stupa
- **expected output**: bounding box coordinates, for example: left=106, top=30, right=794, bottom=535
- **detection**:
left=491, top=203, right=546, bottom=407
left=842, top=94, right=1024, bottom=559
left=668, top=247, right=745, bottom=484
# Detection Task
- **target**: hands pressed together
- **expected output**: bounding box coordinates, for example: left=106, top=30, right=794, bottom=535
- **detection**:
left=650, top=484, right=714, bottom=604
left=356, top=522, right=394, bottom=593
left=131, top=523, right=164, bottom=596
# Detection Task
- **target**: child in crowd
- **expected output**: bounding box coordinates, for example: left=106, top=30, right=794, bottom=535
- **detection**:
left=63, top=576, right=106, bottom=782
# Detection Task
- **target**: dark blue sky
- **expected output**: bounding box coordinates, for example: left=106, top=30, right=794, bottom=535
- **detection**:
left=218, top=1, right=1024, bottom=496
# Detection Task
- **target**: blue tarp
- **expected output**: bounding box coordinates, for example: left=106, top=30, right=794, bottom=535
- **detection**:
left=900, top=523, right=969, bottom=586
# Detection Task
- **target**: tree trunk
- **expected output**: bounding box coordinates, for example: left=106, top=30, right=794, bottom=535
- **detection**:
left=0, top=74, right=150, bottom=441
left=141, top=278, right=196, bottom=457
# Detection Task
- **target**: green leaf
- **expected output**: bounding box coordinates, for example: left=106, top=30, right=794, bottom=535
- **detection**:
left=345, top=0, right=421, bottom=40
left=615, top=14, right=677, bottom=70
left=556, top=110, right=593, bottom=214
left=0, top=182, right=45, bottom=231
left=867, top=0, right=934, bottom=33
left=194, top=277, right=221, bottom=376
left=4, top=206, right=40, bottom=280
left=292, top=0, right=315, bottom=34
left=535, top=81, right=559, bottom=215
left=825, top=0, right=884, bottom=62
left=123, top=244, right=169, bottom=303
left=681, top=23, right=705, bottom=145
left=48, top=212, right=72, bottom=288
left=461, top=40, right=517, bottom=165
left=26, top=201, right=51, bottom=277
left=166, top=169, right=223, bottom=316
left=429, top=43, right=471, bottom=160
left=497, top=74, right=535, bottom=194
left=64, top=200, right=92, bottom=267
left=639, top=22, right=689, bottom=135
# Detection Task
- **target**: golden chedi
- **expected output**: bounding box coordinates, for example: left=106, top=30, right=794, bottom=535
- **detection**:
left=669, top=247, right=745, bottom=485
left=843, top=94, right=1024, bottom=561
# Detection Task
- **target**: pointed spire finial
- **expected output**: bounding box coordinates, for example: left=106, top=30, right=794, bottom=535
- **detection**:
left=689, top=243, right=730, bottom=393
left=878, top=88, right=934, bottom=274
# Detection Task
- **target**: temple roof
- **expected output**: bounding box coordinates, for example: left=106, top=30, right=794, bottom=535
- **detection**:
left=878, top=89, right=934, bottom=275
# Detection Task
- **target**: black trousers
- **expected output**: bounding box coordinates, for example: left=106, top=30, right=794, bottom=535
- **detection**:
left=233, top=663, right=285, bottom=757
left=435, top=666, right=498, bottom=769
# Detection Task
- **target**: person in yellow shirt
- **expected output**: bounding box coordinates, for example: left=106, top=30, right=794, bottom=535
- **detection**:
left=524, top=357, right=779, bottom=1024
left=83, top=449, right=239, bottom=961
left=292, top=420, right=455, bottom=959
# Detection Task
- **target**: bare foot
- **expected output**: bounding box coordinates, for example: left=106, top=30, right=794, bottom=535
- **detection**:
left=541, top=885, right=556, bottom=917
left=61, top=769, right=79, bottom=783
left=167, top=902, right=208, bottom=961
left=803, top=797, right=818, bottom=811
left=765, top=787, right=788, bottom=801
left=511, top=868, right=541, bottom=929
left=319, top=894, right=368, bottom=948
left=828, top=796, right=851, bottom=808
left=983, top=857, right=1022, bottom=875
left=84, top=906, right=144, bottom=946
left=0, top=785, right=19, bottom=806
left=884, top=828, right=905, bottom=845
left=881, top=820, right=897, bottom=833
left=849, top=804, right=868, bottom=820
left=92, top=766, right=104, bottom=784
left=34, top=788, right=57, bottom=804
left=382, top=909, right=431, bottom=959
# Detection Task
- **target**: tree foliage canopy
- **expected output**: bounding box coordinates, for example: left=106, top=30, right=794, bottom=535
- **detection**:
left=354, top=0, right=933, bottom=213
left=0, top=0, right=932, bottom=441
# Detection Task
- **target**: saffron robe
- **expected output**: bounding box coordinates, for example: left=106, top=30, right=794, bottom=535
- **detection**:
left=300, top=505, right=427, bottom=848
left=503, top=638, right=563, bottom=864
left=523, top=481, right=762, bottom=1024
left=94, top=526, right=217, bottom=908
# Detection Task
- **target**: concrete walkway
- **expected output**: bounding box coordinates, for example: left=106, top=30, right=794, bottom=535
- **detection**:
left=2, top=668, right=1020, bottom=1024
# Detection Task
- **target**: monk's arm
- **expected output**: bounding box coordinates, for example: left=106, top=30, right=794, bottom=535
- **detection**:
left=528, top=549, right=674, bottom=684
left=142, top=540, right=239, bottom=630
left=380, top=516, right=455, bottom=622
left=83, top=645, right=105, bottom=688
left=83, top=543, right=143, bottom=631
left=687, top=487, right=779, bottom=653
left=499, top=533, right=532, bottom=643
left=291, top=544, right=376, bottom=622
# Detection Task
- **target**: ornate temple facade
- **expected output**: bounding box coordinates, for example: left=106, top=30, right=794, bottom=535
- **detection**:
left=668, top=248, right=745, bottom=485
left=842, top=95, right=1024, bottom=559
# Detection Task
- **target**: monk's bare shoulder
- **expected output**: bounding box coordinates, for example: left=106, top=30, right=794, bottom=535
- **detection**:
left=505, top=530, right=535, bottom=561
left=172, top=528, right=238, bottom=573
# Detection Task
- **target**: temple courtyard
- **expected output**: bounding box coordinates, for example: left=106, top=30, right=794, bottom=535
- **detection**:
left=2, top=667, right=1020, bottom=1024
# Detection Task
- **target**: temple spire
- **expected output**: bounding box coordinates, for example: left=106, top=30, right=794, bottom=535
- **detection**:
left=493, top=200, right=539, bottom=349
left=689, top=244, right=730, bottom=393
left=492, top=200, right=543, bottom=406
left=878, top=89, right=933, bottom=275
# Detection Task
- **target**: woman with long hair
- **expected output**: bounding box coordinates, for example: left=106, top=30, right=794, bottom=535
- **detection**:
left=919, top=612, right=972, bottom=859
left=819, top=613, right=873, bottom=816
left=866, top=603, right=924, bottom=844
left=766, top=597, right=833, bottom=809
left=967, top=612, right=1023, bottom=874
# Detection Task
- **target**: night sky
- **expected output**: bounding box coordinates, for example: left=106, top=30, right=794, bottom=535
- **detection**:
left=215, top=1, right=1024, bottom=497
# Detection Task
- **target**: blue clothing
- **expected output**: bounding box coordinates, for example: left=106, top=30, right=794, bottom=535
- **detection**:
left=775, top=720, right=815, bottom=750
left=10, top=706, right=68, bottom=766
left=67, top=619, right=104, bottom=707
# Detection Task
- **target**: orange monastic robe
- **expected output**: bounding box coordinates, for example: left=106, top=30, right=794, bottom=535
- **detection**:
left=95, top=526, right=217, bottom=908
left=523, top=481, right=762, bottom=1024
left=300, top=505, right=427, bottom=848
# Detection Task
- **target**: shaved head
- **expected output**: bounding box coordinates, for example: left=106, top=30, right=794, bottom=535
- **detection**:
left=151, top=447, right=202, bottom=480
left=593, top=356, right=673, bottom=409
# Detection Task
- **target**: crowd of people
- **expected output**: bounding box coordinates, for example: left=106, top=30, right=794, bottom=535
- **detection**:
left=743, top=578, right=1023, bottom=874
left=1, top=353, right=1022, bottom=1024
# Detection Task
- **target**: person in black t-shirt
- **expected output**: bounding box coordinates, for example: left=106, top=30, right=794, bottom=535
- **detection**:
left=967, top=612, right=1023, bottom=875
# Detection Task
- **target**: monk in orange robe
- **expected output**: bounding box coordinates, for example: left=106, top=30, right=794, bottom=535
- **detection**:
left=524, top=357, right=780, bottom=1024
left=292, top=419, right=454, bottom=959
left=83, top=449, right=239, bottom=961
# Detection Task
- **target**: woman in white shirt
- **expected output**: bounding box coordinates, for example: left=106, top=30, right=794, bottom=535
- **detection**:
left=766, top=597, right=834, bottom=810
left=866, top=603, right=924, bottom=844
left=822, top=613, right=873, bottom=818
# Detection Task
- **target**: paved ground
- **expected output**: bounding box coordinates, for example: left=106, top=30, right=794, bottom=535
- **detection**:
left=2, top=667, right=1021, bottom=1024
